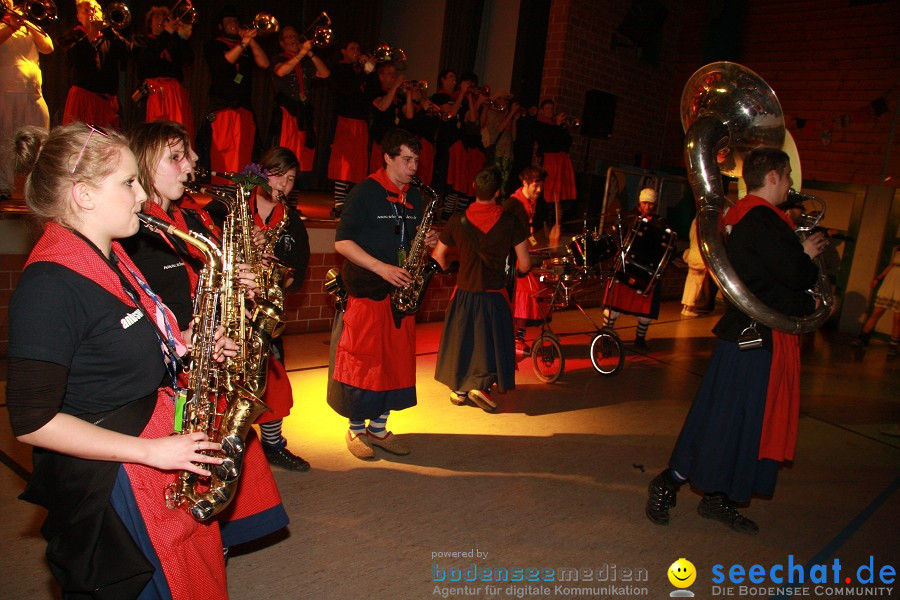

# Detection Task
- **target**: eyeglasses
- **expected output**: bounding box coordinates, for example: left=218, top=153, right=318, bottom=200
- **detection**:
left=71, top=124, right=111, bottom=175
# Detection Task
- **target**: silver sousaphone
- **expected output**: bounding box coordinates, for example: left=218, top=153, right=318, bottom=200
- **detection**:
left=681, top=61, right=833, bottom=334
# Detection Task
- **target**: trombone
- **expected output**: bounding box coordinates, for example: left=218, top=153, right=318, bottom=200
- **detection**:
left=299, top=11, right=332, bottom=48
left=247, top=12, right=278, bottom=35
left=99, top=2, right=131, bottom=29
left=169, top=0, right=196, bottom=25
left=372, top=42, right=407, bottom=63
left=1, top=0, right=57, bottom=37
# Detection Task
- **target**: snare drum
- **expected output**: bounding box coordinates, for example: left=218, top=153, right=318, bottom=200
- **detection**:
left=567, top=233, right=617, bottom=268
left=540, top=256, right=592, bottom=283
left=614, top=218, right=677, bottom=295
left=541, top=256, right=576, bottom=274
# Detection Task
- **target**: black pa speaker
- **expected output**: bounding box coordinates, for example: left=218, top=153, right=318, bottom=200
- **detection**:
left=581, top=90, right=617, bottom=139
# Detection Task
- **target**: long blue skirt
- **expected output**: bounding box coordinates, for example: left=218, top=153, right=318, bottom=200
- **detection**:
left=434, top=290, right=516, bottom=393
left=669, top=339, right=780, bottom=503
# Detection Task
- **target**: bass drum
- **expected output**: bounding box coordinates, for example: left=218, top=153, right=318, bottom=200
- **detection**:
left=567, top=233, right=617, bottom=268
left=614, top=218, right=677, bottom=296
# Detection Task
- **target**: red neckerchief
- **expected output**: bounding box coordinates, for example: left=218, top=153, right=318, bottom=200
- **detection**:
left=368, top=168, right=413, bottom=209
left=279, top=51, right=306, bottom=97
left=250, top=187, right=285, bottom=230
left=724, top=194, right=795, bottom=229
left=179, top=194, right=221, bottom=239
left=465, top=201, right=503, bottom=234
left=724, top=195, right=801, bottom=462
left=512, top=187, right=535, bottom=222
left=142, top=200, right=200, bottom=294
left=25, top=222, right=184, bottom=349
left=216, top=35, right=240, bottom=49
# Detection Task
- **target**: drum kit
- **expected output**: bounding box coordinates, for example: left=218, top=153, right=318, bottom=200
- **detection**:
left=534, top=211, right=676, bottom=296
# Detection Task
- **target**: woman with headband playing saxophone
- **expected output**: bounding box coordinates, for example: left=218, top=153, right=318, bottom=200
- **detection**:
left=245, top=146, right=312, bottom=471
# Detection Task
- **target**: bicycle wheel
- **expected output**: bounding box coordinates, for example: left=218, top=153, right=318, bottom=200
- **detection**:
left=589, top=329, right=624, bottom=376
left=532, top=334, right=565, bottom=383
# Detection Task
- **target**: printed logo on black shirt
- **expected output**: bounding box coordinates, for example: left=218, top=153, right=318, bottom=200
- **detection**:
left=120, top=308, right=144, bottom=329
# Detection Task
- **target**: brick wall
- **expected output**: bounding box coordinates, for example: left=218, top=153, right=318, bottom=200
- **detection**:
left=545, top=0, right=900, bottom=188
left=0, top=254, right=26, bottom=358
left=739, top=0, right=900, bottom=186
left=543, top=0, right=704, bottom=174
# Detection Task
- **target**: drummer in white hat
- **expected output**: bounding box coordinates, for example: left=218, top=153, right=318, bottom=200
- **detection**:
left=602, top=186, right=672, bottom=350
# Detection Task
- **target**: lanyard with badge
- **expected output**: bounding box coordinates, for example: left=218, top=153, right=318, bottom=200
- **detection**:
left=392, top=201, right=408, bottom=266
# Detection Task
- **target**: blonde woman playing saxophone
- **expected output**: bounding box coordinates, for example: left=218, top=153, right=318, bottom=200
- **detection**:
left=8, top=123, right=238, bottom=598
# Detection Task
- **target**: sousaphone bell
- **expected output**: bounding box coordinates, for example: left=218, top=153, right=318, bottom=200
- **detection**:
left=680, top=61, right=832, bottom=334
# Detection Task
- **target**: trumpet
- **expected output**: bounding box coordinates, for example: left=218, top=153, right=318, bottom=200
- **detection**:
left=169, top=0, right=196, bottom=25
left=485, top=98, right=509, bottom=111
left=425, top=104, right=453, bottom=121
left=299, top=11, right=332, bottom=48
left=400, top=79, right=428, bottom=93
left=247, top=12, right=278, bottom=35
left=469, top=85, right=491, bottom=98
left=1, top=0, right=57, bottom=37
left=562, top=117, right=581, bottom=128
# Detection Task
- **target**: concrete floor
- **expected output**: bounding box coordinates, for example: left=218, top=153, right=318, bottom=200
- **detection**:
left=1, top=301, right=898, bottom=599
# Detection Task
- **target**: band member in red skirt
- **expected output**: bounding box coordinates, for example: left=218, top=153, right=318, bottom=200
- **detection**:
left=135, top=6, right=195, bottom=143
left=268, top=26, right=330, bottom=191
left=60, top=0, right=131, bottom=128
left=503, top=166, right=546, bottom=358
left=123, top=120, right=290, bottom=549
left=400, top=83, right=441, bottom=186
left=603, top=188, right=668, bottom=350
left=327, top=40, right=370, bottom=217
left=9, top=123, right=235, bottom=599
left=246, top=146, right=312, bottom=471
left=198, top=5, right=269, bottom=184
left=534, top=99, right=576, bottom=243
left=328, top=129, right=438, bottom=459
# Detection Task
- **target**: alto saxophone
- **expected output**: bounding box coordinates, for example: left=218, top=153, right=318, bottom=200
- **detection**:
left=257, top=191, right=293, bottom=317
left=390, top=176, right=443, bottom=315
left=137, top=212, right=269, bottom=522
left=189, top=177, right=287, bottom=396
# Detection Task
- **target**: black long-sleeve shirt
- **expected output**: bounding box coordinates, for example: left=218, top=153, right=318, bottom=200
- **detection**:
left=136, top=30, right=193, bottom=81
left=60, top=27, right=130, bottom=95
left=713, top=204, right=819, bottom=347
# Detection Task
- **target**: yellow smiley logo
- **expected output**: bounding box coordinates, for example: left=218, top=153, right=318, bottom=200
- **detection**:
left=668, top=558, right=697, bottom=588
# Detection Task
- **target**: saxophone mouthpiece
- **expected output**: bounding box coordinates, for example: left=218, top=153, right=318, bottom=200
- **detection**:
left=137, top=212, right=174, bottom=233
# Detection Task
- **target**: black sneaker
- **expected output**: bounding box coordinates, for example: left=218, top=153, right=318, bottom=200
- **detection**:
left=634, top=337, right=649, bottom=351
left=646, top=470, right=680, bottom=525
left=264, top=446, right=311, bottom=472
left=697, top=493, right=759, bottom=534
